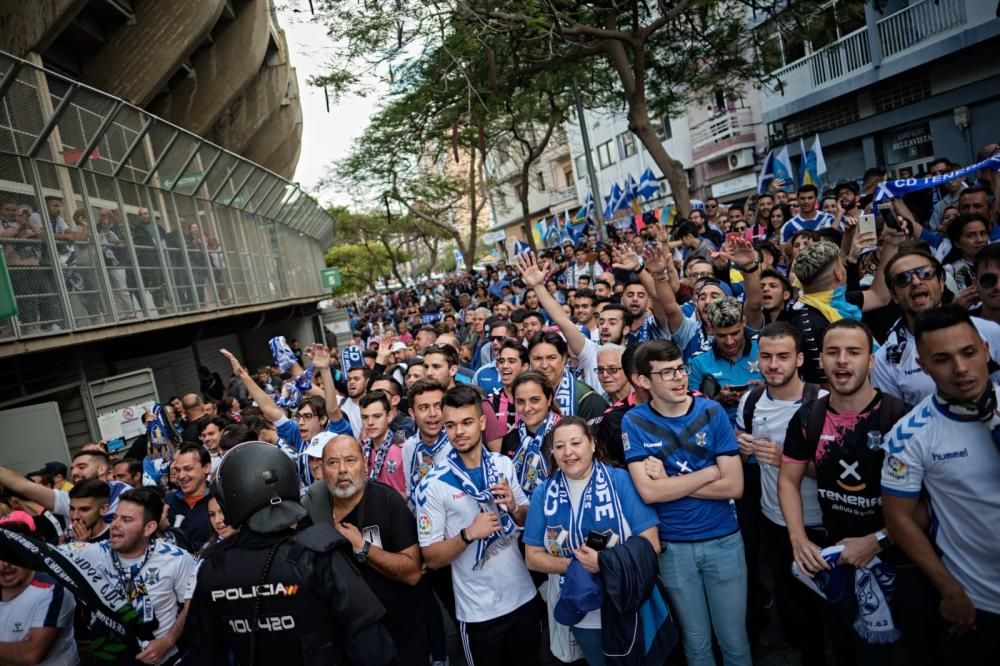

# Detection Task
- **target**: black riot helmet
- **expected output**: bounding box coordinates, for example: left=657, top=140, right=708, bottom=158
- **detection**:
left=214, top=441, right=306, bottom=533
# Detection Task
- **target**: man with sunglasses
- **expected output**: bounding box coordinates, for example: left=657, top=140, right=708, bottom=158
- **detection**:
left=970, top=244, right=1000, bottom=325
left=472, top=320, right=514, bottom=395
left=873, top=247, right=1000, bottom=405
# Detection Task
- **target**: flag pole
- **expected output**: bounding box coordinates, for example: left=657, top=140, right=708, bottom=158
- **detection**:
left=573, top=82, right=607, bottom=242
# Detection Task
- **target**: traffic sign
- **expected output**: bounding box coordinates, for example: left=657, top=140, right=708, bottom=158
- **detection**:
left=321, top=267, right=342, bottom=289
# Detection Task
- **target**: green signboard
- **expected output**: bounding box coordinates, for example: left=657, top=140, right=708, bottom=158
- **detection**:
left=0, top=251, right=18, bottom=318
left=321, top=267, right=342, bottom=289
left=162, top=171, right=204, bottom=190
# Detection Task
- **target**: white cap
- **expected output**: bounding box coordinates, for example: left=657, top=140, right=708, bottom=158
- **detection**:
left=303, top=431, right=336, bottom=459
left=390, top=341, right=407, bottom=353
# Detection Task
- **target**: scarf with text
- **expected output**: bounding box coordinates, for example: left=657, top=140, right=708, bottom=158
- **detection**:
left=554, top=369, right=578, bottom=416
left=406, top=430, right=449, bottom=511
left=541, top=462, right=627, bottom=558
left=793, top=544, right=899, bottom=645
left=514, top=412, right=558, bottom=496
left=0, top=529, right=157, bottom=660
left=422, top=446, right=517, bottom=570
left=872, top=154, right=1000, bottom=207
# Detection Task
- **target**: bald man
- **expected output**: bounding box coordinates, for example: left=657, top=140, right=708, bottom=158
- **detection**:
left=300, top=435, right=427, bottom=665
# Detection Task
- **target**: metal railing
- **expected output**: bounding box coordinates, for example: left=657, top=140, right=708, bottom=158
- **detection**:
left=0, top=50, right=333, bottom=343
left=690, top=108, right=755, bottom=150
left=548, top=184, right=578, bottom=207
left=878, top=0, right=966, bottom=58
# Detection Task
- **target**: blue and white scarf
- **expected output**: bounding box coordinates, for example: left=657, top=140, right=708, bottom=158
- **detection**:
left=363, top=431, right=397, bottom=482
left=269, top=336, right=298, bottom=372
left=792, top=544, right=900, bottom=645
left=406, top=430, right=449, bottom=511
left=425, top=446, right=518, bottom=570
left=142, top=403, right=181, bottom=488
left=513, top=412, right=557, bottom=496
left=541, top=462, right=627, bottom=557
left=276, top=366, right=315, bottom=410
left=555, top=369, right=577, bottom=416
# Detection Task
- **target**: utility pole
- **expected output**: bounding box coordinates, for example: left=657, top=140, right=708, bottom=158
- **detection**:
left=573, top=82, right=606, bottom=242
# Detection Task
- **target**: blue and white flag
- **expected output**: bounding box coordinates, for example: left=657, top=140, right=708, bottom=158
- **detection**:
left=453, top=247, right=465, bottom=268
left=757, top=145, right=794, bottom=193
left=603, top=183, right=623, bottom=219
left=873, top=153, right=1000, bottom=206
left=574, top=193, right=593, bottom=222
left=800, top=134, right=827, bottom=189
left=269, top=336, right=297, bottom=373
left=513, top=238, right=531, bottom=256
left=543, top=216, right=561, bottom=246
left=616, top=178, right=636, bottom=213
left=340, top=344, right=365, bottom=378
left=636, top=168, right=660, bottom=199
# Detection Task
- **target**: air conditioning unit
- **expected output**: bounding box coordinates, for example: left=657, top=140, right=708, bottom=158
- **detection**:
left=727, top=148, right=755, bottom=172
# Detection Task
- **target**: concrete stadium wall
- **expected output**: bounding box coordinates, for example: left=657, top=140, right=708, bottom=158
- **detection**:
left=0, top=0, right=84, bottom=57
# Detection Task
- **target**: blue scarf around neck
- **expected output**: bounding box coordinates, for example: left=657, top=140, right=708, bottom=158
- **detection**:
left=406, top=430, right=449, bottom=511
left=555, top=369, right=577, bottom=416
left=514, top=412, right=557, bottom=496
left=542, top=461, right=627, bottom=556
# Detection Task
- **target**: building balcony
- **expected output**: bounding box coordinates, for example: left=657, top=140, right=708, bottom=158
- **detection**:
left=689, top=108, right=757, bottom=163
left=0, top=50, right=333, bottom=352
left=548, top=184, right=578, bottom=208
left=761, top=0, right=994, bottom=118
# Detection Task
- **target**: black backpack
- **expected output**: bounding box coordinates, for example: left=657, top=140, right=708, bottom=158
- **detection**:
left=741, top=383, right=822, bottom=433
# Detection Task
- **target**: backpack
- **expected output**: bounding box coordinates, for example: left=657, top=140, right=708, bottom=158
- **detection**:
left=741, top=383, right=822, bottom=433
left=799, top=392, right=910, bottom=447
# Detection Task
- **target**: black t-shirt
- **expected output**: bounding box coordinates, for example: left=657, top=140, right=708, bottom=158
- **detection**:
left=341, top=482, right=426, bottom=664
left=780, top=290, right=864, bottom=384
left=32, top=510, right=65, bottom=545
left=783, top=391, right=900, bottom=542
left=590, top=397, right=636, bottom=466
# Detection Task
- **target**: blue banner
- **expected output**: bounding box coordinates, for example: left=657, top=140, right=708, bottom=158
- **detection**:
left=873, top=154, right=999, bottom=204
left=340, top=344, right=364, bottom=377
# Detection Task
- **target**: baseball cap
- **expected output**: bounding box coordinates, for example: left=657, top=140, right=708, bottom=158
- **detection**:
left=390, top=341, right=407, bottom=353
left=303, top=431, right=336, bottom=459
left=553, top=559, right=604, bottom=626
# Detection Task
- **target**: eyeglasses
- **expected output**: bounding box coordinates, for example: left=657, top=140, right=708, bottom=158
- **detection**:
left=733, top=226, right=747, bottom=232
left=978, top=272, right=1000, bottom=289
left=890, top=265, right=937, bottom=289
left=687, top=270, right=713, bottom=280
left=649, top=365, right=687, bottom=381
left=295, top=412, right=318, bottom=421
left=596, top=366, right=622, bottom=375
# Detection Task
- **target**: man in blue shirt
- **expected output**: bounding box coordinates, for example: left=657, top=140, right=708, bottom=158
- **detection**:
left=780, top=184, right=835, bottom=243
left=623, top=339, right=750, bottom=666
left=687, top=297, right=762, bottom=424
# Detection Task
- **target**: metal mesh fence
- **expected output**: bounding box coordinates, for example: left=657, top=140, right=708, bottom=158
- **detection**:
left=0, top=50, right=332, bottom=341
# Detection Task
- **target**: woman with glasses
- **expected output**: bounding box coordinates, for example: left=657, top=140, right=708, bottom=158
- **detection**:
left=500, top=371, right=560, bottom=496
left=523, top=416, right=660, bottom=666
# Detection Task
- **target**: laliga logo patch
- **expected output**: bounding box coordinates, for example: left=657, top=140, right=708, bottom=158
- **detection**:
left=885, top=456, right=907, bottom=482
left=417, top=514, right=432, bottom=535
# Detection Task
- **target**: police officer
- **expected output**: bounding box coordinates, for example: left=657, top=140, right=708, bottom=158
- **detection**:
left=186, top=442, right=397, bottom=665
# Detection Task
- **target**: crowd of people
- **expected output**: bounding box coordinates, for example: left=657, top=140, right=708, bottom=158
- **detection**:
left=0, top=147, right=999, bottom=665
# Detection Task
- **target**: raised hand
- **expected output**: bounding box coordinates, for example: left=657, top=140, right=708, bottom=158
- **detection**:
left=612, top=244, right=640, bottom=272
left=311, top=343, right=332, bottom=369
left=220, top=348, right=248, bottom=380
left=724, top=236, right=756, bottom=268
left=642, top=242, right=668, bottom=274
left=514, top=251, right=546, bottom=289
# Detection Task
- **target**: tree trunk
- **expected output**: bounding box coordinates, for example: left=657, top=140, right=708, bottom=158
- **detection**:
left=378, top=236, right=406, bottom=284
left=464, top=149, right=479, bottom=266
left=630, top=106, right=692, bottom=216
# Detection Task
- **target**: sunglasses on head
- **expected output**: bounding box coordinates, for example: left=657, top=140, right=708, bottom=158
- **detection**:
left=890, top=265, right=937, bottom=289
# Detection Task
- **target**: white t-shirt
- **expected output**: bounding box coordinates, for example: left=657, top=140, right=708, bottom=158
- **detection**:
left=736, top=387, right=826, bottom=528
left=578, top=338, right=600, bottom=394
left=416, top=453, right=536, bottom=622
left=401, top=433, right=453, bottom=501
left=341, top=397, right=362, bottom=439
left=873, top=317, right=1000, bottom=405
left=0, top=574, right=77, bottom=665
left=881, top=393, right=1000, bottom=614
left=60, top=539, right=198, bottom=662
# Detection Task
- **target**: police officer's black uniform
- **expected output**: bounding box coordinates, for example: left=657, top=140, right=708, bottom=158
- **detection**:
left=185, top=442, right=397, bottom=665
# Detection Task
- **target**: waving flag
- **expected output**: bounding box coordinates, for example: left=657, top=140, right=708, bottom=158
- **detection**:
left=532, top=217, right=547, bottom=246
left=615, top=179, right=635, bottom=214
left=624, top=175, right=642, bottom=214
left=566, top=220, right=587, bottom=245
left=574, top=192, right=594, bottom=222
left=636, top=168, right=659, bottom=200
left=800, top=134, right=827, bottom=189
left=513, top=238, right=531, bottom=256
left=453, top=247, right=465, bottom=268
left=603, top=183, right=622, bottom=219
left=543, top=216, right=561, bottom=246
left=757, top=145, right=794, bottom=194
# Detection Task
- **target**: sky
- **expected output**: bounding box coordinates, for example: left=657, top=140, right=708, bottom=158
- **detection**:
left=277, top=2, right=380, bottom=207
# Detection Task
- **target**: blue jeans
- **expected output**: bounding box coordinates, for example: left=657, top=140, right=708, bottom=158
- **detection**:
left=570, top=626, right=605, bottom=666
left=658, top=531, right=751, bottom=666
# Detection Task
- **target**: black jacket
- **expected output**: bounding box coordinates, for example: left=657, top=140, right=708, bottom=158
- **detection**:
left=598, top=536, right=678, bottom=666
left=187, top=525, right=397, bottom=665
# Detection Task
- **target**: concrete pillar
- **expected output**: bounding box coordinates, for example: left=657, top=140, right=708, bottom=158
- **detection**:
left=0, top=0, right=86, bottom=58
left=242, top=74, right=300, bottom=169
left=150, top=0, right=270, bottom=136
left=209, top=31, right=291, bottom=153
left=79, top=0, right=225, bottom=107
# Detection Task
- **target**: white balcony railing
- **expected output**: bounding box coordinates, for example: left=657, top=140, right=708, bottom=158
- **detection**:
left=548, top=184, right=578, bottom=207
left=878, top=0, right=966, bottom=58
left=690, top=108, right=755, bottom=150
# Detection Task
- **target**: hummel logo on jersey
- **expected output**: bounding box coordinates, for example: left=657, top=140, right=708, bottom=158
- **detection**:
left=931, top=449, right=969, bottom=462
left=644, top=441, right=663, bottom=449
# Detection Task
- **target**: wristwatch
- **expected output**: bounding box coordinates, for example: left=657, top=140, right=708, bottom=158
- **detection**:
left=739, top=258, right=760, bottom=274
left=874, top=530, right=890, bottom=551
left=460, top=528, right=473, bottom=544
left=354, top=541, right=371, bottom=564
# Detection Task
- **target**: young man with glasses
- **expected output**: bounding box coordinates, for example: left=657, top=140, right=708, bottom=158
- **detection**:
left=873, top=247, right=1000, bottom=405
left=970, top=243, right=1000, bottom=325
left=623, top=339, right=750, bottom=666
left=472, top=320, right=515, bottom=395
